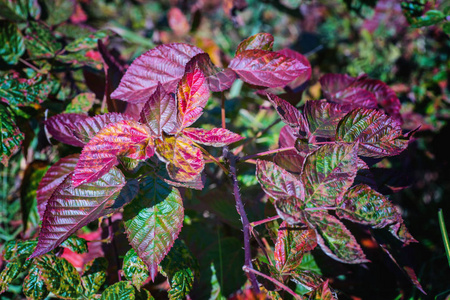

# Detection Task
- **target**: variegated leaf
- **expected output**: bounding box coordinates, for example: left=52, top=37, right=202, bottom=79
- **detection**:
left=236, top=33, right=274, bottom=54
left=44, top=113, right=88, bottom=147
left=182, top=127, right=243, bottom=147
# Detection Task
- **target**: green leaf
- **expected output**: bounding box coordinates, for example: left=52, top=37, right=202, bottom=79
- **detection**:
left=443, top=22, right=450, bottom=35
left=304, top=99, right=346, bottom=138
left=123, top=249, right=149, bottom=290
left=100, top=281, right=135, bottom=300
left=37, top=255, right=83, bottom=299
left=0, top=21, right=25, bottom=65
left=81, top=257, right=108, bottom=298
left=208, top=263, right=226, bottom=300
left=0, top=72, right=53, bottom=106
left=2, top=239, right=37, bottom=261
left=65, top=30, right=110, bottom=52
left=23, top=264, right=49, bottom=300
left=411, top=9, right=445, bottom=27
left=160, top=240, right=198, bottom=300
left=61, top=235, right=88, bottom=254
left=24, top=21, right=61, bottom=59
left=336, top=108, right=409, bottom=158
left=42, top=0, right=75, bottom=26
left=0, top=0, right=41, bottom=22
left=123, top=170, right=184, bottom=281
left=337, top=184, right=401, bottom=228
left=301, top=143, right=358, bottom=207
left=0, top=257, right=28, bottom=293
left=307, top=212, right=368, bottom=264
left=0, top=104, right=24, bottom=166
left=65, top=92, right=96, bottom=114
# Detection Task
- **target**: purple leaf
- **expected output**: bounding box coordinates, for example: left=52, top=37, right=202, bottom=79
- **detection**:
left=45, top=113, right=89, bottom=147
left=72, top=113, right=135, bottom=144
left=139, top=83, right=179, bottom=136
left=228, top=49, right=309, bottom=88
left=274, top=125, right=305, bottom=174
left=185, top=53, right=237, bottom=92
left=304, top=99, right=347, bottom=138
left=276, top=48, right=311, bottom=90
left=36, top=154, right=79, bottom=220
left=235, top=33, right=274, bottom=54
left=111, top=43, right=204, bottom=103
left=266, top=93, right=306, bottom=129
left=388, top=222, right=417, bottom=245
left=307, top=212, right=369, bottom=264
left=182, top=127, right=244, bottom=147
left=30, top=167, right=126, bottom=259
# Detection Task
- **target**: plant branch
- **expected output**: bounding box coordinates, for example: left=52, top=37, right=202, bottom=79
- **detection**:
left=221, top=92, right=226, bottom=129
left=250, top=215, right=281, bottom=228
left=224, top=147, right=260, bottom=293
left=239, top=146, right=296, bottom=162
left=19, top=58, right=46, bottom=74
left=192, top=141, right=229, bottom=175
left=242, top=266, right=303, bottom=299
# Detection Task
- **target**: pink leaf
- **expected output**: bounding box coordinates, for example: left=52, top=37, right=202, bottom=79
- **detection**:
left=182, top=127, right=244, bottom=147
left=73, top=120, right=154, bottom=187
left=177, top=68, right=210, bottom=129
left=228, top=49, right=310, bottom=88
left=274, top=126, right=305, bottom=174
left=111, top=43, right=204, bottom=103
left=276, top=48, right=312, bottom=90
left=266, top=93, right=306, bottom=129
left=36, top=154, right=79, bottom=220
left=45, top=113, right=89, bottom=147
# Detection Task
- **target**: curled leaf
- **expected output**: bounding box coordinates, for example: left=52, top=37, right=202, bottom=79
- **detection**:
left=236, top=33, right=274, bottom=54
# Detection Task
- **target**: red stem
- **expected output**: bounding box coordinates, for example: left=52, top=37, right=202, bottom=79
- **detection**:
left=239, top=146, right=296, bottom=162
left=221, top=92, right=226, bottom=129
left=250, top=215, right=281, bottom=228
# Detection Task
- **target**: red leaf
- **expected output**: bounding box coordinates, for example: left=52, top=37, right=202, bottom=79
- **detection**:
left=36, top=154, right=79, bottom=220
left=304, top=99, right=347, bottom=138
left=276, top=48, right=311, bottom=90
left=182, top=127, right=243, bottom=147
left=274, top=126, right=305, bottom=174
left=177, top=68, right=210, bottom=129
left=72, top=113, right=135, bottom=144
left=235, top=33, right=274, bottom=54
left=30, top=167, right=125, bottom=259
left=266, top=93, right=306, bottom=129
left=45, top=113, right=89, bottom=147
left=111, top=43, right=204, bottom=103
left=139, top=83, right=179, bottom=136
left=73, top=120, right=154, bottom=187
left=228, top=49, right=310, bottom=88
left=185, top=53, right=237, bottom=92
left=155, top=135, right=205, bottom=182
left=168, top=7, right=190, bottom=36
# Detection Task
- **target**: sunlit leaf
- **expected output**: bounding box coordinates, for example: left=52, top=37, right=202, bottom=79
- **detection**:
left=177, top=67, right=210, bottom=129
left=123, top=249, right=149, bottom=290
left=307, top=212, right=369, bottom=264
left=229, top=49, right=309, bottom=88
left=236, top=33, right=274, bottom=54
left=30, top=167, right=125, bottom=258
left=273, top=197, right=306, bottom=225
left=337, top=184, right=401, bottom=228
left=336, top=108, right=408, bottom=158
left=139, top=83, right=179, bottom=136
left=24, top=21, right=61, bottom=59
left=123, top=171, right=184, bottom=281
left=71, top=113, right=135, bottom=144
left=182, top=127, right=243, bottom=147
left=37, top=255, right=83, bottom=299
left=0, top=104, right=24, bottom=166
left=0, top=21, right=25, bottom=65
left=276, top=48, right=311, bottom=90
left=45, top=113, right=88, bottom=147
left=81, top=257, right=108, bottom=298
left=274, top=221, right=317, bottom=273
left=290, top=270, right=323, bottom=293
left=304, top=100, right=346, bottom=138
left=3, top=239, right=37, bottom=261
left=111, top=43, right=204, bottom=103
left=184, top=53, right=237, bottom=92
left=301, top=144, right=358, bottom=207
left=36, top=154, right=79, bottom=219
left=23, top=264, right=49, bottom=300
left=155, top=135, right=204, bottom=183
left=73, top=120, right=153, bottom=187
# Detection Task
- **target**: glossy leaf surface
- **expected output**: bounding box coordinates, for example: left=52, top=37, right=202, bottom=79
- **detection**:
left=111, top=43, right=204, bottom=103
left=337, top=184, right=401, bottom=228
left=276, top=48, right=311, bottom=90
left=73, top=120, right=153, bottom=187
left=100, top=281, right=135, bottom=299
left=266, top=93, right=305, bottom=129
left=123, top=249, right=149, bottom=290
left=81, top=257, right=108, bottom=298
left=235, top=33, right=274, bottom=54
left=23, top=264, right=49, bottom=300
left=0, top=21, right=25, bottom=65
left=301, top=144, right=358, bottom=207
left=30, top=167, right=125, bottom=258
left=308, top=212, right=369, bottom=264
left=228, top=49, right=309, bottom=88
left=182, top=127, right=243, bottom=147
left=155, top=135, right=204, bottom=183
left=0, top=104, right=24, bottom=166
left=45, top=113, right=88, bottom=147
left=304, top=100, right=346, bottom=138
left=336, top=108, right=408, bottom=158
left=36, top=154, right=79, bottom=219
left=123, top=171, right=184, bottom=281
left=177, top=68, right=209, bottom=129
left=139, top=83, right=179, bottom=136
left=0, top=72, right=53, bottom=106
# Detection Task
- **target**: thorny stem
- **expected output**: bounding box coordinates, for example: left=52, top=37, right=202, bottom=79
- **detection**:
left=224, top=147, right=260, bottom=293
left=250, top=215, right=281, bottom=228
left=243, top=266, right=302, bottom=300
left=239, top=146, right=296, bottom=162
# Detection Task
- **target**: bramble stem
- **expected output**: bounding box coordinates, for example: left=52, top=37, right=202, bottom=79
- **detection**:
left=224, top=147, right=260, bottom=293
left=239, top=146, right=296, bottom=162
left=243, top=266, right=302, bottom=299
left=250, top=215, right=281, bottom=228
